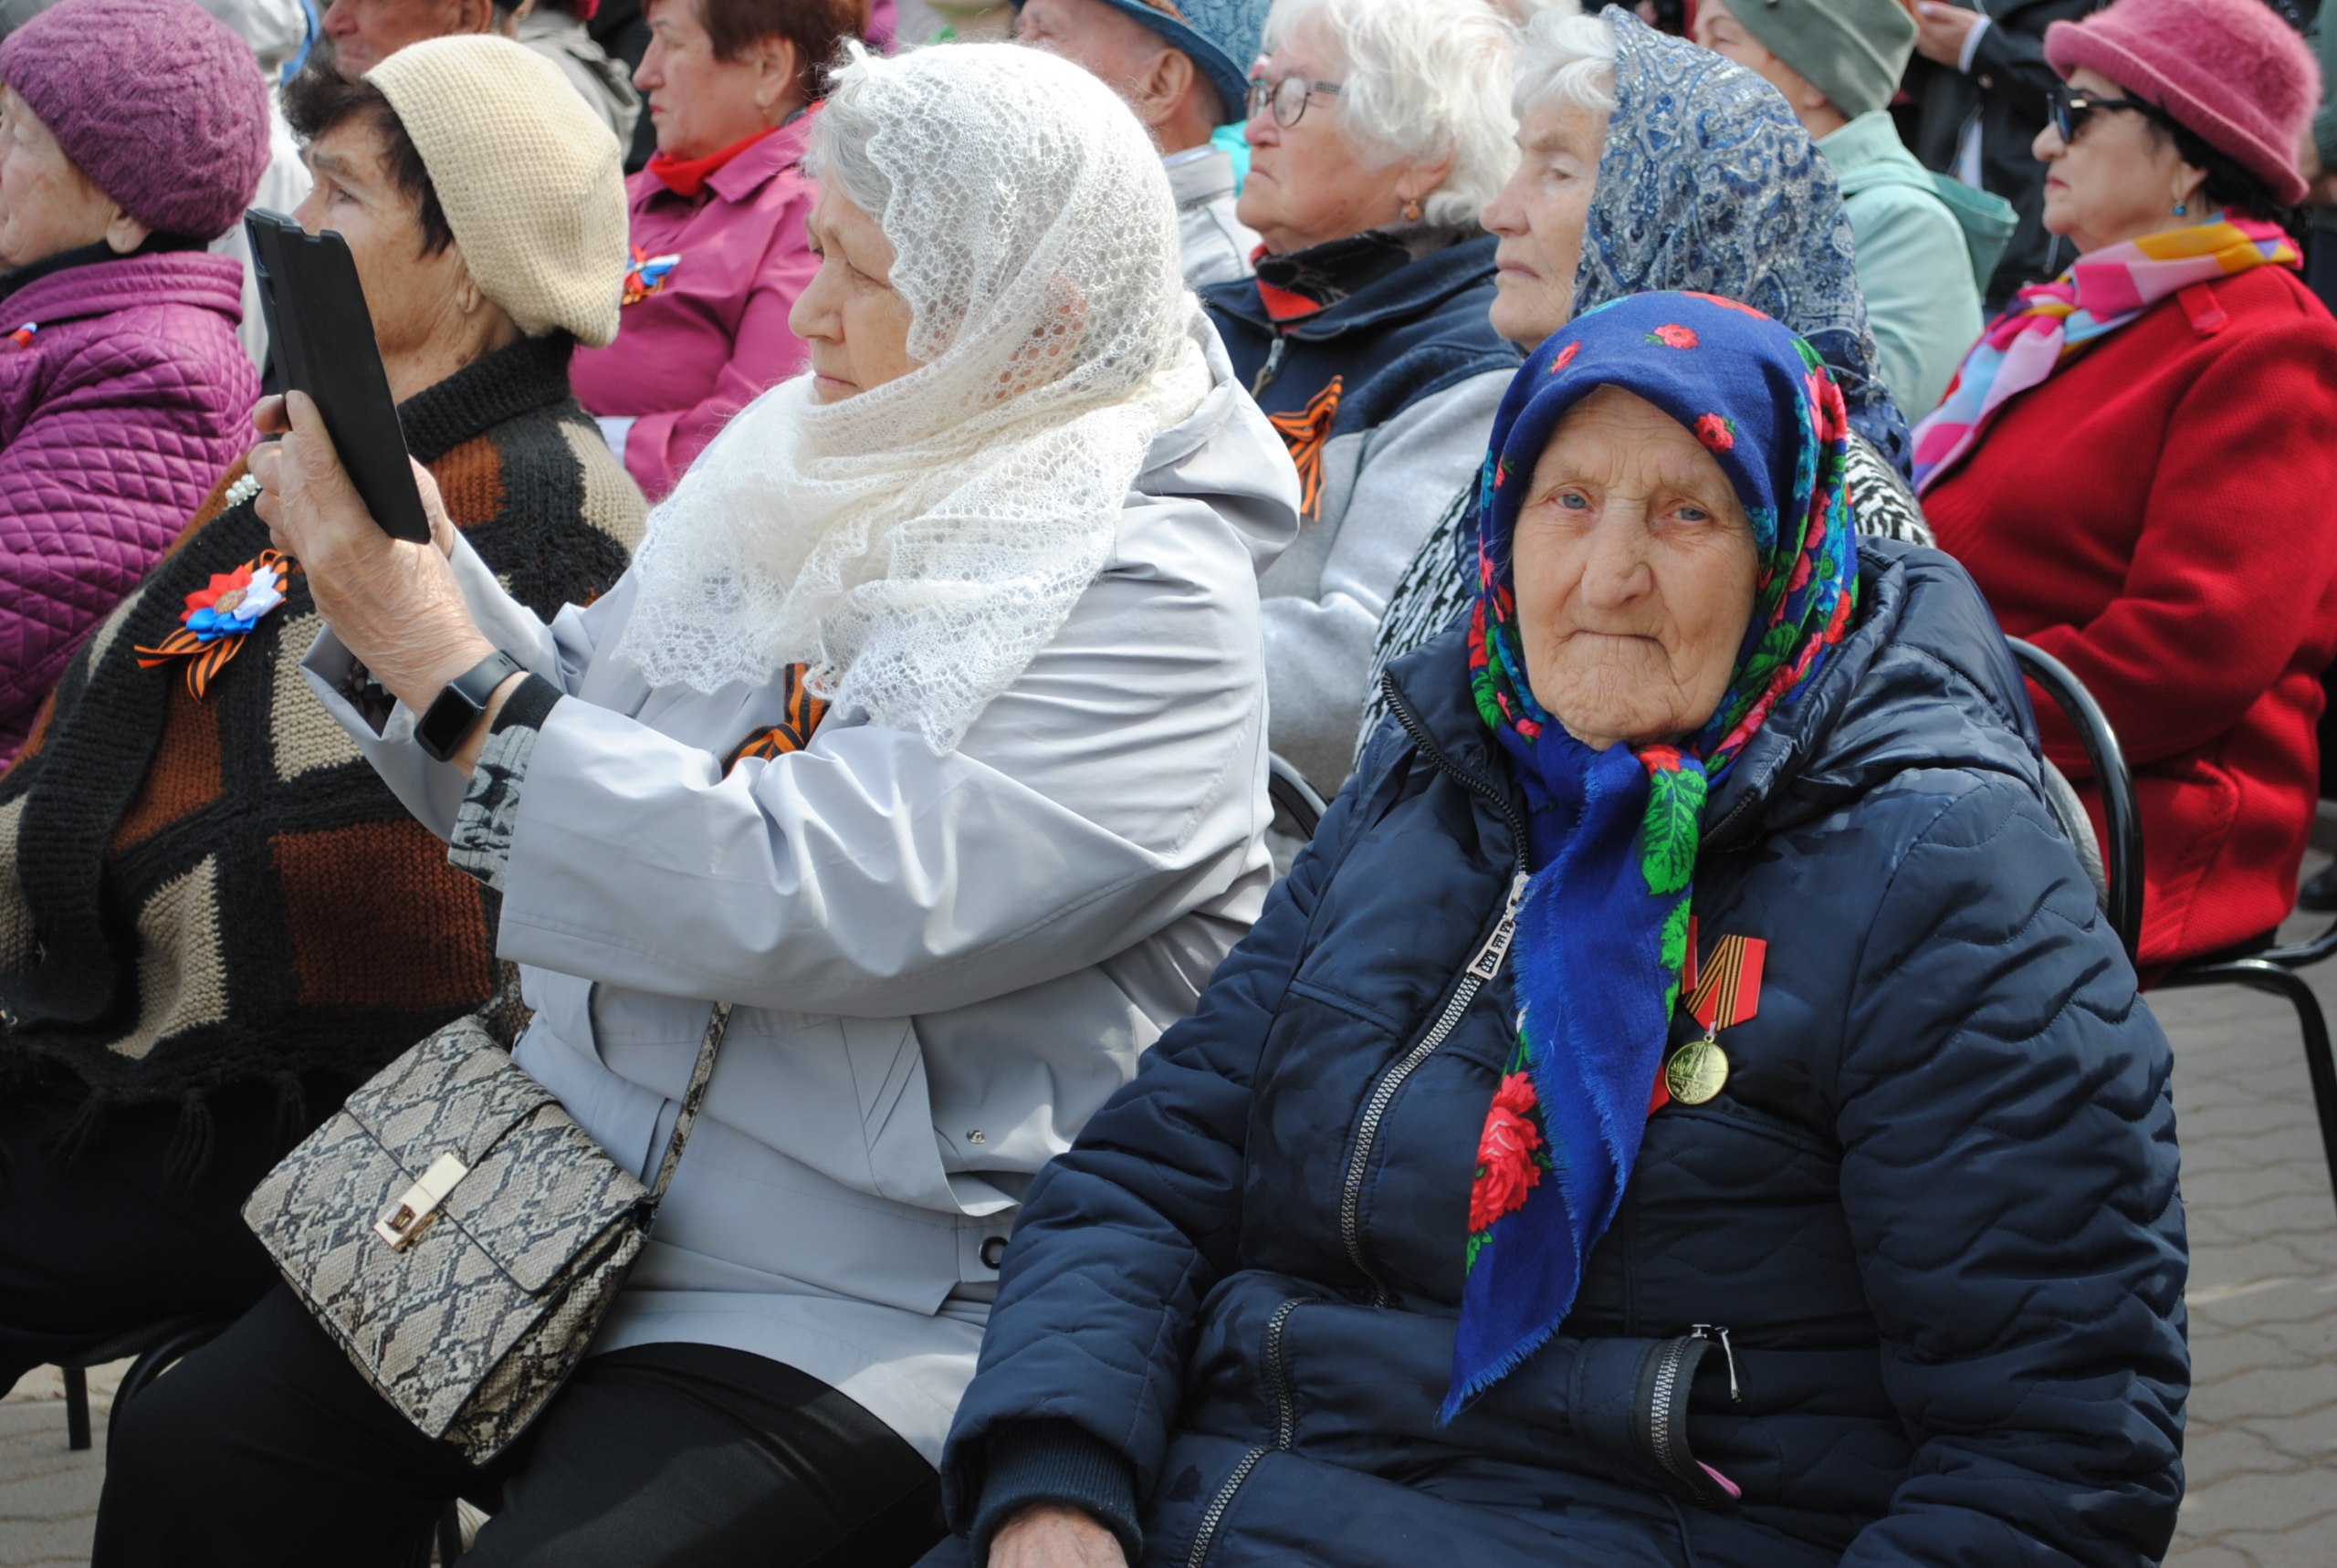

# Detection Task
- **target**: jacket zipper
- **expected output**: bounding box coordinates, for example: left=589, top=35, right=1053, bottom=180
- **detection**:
left=1336, top=868, right=1525, bottom=1303
left=1332, top=675, right=1534, bottom=1302
left=1381, top=673, right=1533, bottom=852
left=1250, top=335, right=1287, bottom=398
left=1690, top=1322, right=1741, bottom=1402
left=1186, top=1297, right=1306, bottom=1568
left=1648, top=1337, right=1694, bottom=1475
left=1645, top=1327, right=1738, bottom=1510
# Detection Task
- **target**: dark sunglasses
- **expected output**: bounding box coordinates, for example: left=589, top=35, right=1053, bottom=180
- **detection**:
left=2047, top=87, right=2172, bottom=144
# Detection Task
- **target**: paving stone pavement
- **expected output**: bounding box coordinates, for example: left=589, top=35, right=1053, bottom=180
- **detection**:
left=2156, top=888, right=2337, bottom=1568
left=5, top=902, right=2337, bottom=1566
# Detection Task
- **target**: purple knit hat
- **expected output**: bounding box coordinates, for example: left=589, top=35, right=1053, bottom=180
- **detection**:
left=2046, top=0, right=2318, bottom=208
left=0, top=0, right=269, bottom=242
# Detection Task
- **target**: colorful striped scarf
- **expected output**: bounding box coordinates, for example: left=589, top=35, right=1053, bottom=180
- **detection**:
left=1447, top=292, right=1860, bottom=1419
left=1912, top=216, right=2300, bottom=493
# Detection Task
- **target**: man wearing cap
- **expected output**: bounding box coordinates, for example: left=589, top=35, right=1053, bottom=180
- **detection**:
left=1696, top=0, right=1986, bottom=413
left=1015, top=0, right=1265, bottom=287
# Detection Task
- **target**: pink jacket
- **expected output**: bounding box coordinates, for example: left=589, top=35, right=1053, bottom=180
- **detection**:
left=0, top=248, right=256, bottom=760
left=570, top=116, right=819, bottom=500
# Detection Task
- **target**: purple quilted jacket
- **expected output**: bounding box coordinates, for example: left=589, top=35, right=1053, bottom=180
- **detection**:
left=0, top=249, right=257, bottom=760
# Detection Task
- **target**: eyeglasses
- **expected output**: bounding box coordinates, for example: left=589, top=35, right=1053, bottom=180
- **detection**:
left=1245, top=73, right=1343, bottom=128
left=2047, top=87, right=2169, bottom=144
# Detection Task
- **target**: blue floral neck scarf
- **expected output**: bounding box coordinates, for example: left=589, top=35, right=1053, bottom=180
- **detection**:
left=1445, top=292, right=1860, bottom=1419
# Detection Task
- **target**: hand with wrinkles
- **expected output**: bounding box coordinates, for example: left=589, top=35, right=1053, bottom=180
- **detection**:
left=247, top=392, right=511, bottom=769
left=989, top=1505, right=1127, bottom=1568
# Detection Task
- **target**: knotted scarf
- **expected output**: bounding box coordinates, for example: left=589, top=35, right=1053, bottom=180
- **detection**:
left=1446, top=292, right=1860, bottom=1418
left=1911, top=215, right=2300, bottom=492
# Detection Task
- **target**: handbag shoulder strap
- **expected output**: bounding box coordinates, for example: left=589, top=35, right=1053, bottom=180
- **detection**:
left=646, top=1002, right=732, bottom=1206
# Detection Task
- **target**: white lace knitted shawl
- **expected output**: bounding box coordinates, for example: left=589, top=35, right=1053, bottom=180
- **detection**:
left=613, top=43, right=1207, bottom=753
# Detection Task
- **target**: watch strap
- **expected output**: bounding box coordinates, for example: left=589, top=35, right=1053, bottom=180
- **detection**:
left=416, top=650, right=524, bottom=763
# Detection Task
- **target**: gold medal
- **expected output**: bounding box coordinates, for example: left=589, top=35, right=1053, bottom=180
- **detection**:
left=1663, top=1033, right=1729, bottom=1105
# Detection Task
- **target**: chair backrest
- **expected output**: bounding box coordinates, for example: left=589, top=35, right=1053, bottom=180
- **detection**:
left=2005, top=638, right=2143, bottom=968
left=1267, top=753, right=1327, bottom=842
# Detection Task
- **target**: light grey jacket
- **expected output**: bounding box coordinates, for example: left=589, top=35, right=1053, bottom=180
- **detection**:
left=1260, top=368, right=1510, bottom=790
left=303, top=323, right=1299, bottom=1463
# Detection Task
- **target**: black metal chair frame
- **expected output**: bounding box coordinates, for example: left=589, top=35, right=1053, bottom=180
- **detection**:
left=58, top=1315, right=232, bottom=1458
left=2007, top=640, right=2144, bottom=969
left=2007, top=637, right=2337, bottom=1210
left=1268, top=753, right=1327, bottom=842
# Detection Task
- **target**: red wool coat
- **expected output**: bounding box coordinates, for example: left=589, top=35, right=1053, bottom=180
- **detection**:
left=1926, top=264, right=2337, bottom=972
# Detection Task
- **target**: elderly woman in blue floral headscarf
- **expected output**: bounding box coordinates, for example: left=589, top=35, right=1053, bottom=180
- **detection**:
left=919, top=292, right=2184, bottom=1568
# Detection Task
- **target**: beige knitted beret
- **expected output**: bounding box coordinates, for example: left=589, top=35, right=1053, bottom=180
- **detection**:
left=368, top=37, right=626, bottom=348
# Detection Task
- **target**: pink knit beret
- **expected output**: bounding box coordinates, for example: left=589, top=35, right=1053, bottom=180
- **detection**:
left=0, top=0, right=270, bottom=242
left=2046, top=0, right=2319, bottom=208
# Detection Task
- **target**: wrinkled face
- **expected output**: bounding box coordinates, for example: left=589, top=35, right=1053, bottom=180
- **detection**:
left=1481, top=98, right=1605, bottom=350
left=0, top=87, right=120, bottom=269
left=791, top=184, right=921, bottom=402
left=1015, top=0, right=1171, bottom=98
left=636, top=0, right=777, bottom=161
left=293, top=115, right=473, bottom=388
left=1511, top=386, right=1759, bottom=751
left=1238, top=18, right=1417, bottom=254
left=316, top=0, right=486, bottom=80
left=2034, top=67, right=2204, bottom=255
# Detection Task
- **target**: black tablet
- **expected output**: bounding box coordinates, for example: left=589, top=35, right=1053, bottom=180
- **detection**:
left=245, top=209, right=432, bottom=545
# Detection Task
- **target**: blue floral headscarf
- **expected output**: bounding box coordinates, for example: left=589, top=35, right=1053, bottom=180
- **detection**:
left=1446, top=292, right=1859, bottom=1418
left=1575, top=6, right=1909, bottom=472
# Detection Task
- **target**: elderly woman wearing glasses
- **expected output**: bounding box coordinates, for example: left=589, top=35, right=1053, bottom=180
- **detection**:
left=1201, top=0, right=1518, bottom=793
left=1919, top=0, right=2337, bottom=976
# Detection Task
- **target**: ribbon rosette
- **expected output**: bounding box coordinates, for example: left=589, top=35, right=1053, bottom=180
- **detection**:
left=134, top=549, right=293, bottom=698
left=622, top=248, right=681, bottom=307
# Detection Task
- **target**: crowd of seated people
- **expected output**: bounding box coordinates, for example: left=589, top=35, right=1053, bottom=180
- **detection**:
left=0, top=0, right=2323, bottom=1561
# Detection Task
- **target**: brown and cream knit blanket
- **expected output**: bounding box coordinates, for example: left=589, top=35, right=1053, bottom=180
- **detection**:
left=0, top=333, right=644, bottom=1166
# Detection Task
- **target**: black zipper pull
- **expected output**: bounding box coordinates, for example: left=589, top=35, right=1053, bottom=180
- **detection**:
left=1690, top=1323, right=1741, bottom=1402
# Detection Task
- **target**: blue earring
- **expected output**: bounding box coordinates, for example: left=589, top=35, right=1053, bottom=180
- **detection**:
left=2174, top=201, right=2188, bottom=216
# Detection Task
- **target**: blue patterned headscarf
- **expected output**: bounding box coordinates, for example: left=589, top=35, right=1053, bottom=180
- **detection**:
left=1574, top=7, right=1909, bottom=472
left=1446, top=292, right=1860, bottom=1419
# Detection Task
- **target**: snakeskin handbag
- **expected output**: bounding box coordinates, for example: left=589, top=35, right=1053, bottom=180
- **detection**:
left=243, top=1003, right=731, bottom=1463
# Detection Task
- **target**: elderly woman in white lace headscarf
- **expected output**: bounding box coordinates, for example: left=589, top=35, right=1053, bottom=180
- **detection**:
left=110, top=42, right=1299, bottom=1568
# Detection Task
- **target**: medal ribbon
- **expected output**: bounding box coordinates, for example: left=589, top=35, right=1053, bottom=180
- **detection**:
left=1683, top=933, right=1766, bottom=1031
left=1649, top=933, right=1766, bottom=1115
left=721, top=664, right=829, bottom=773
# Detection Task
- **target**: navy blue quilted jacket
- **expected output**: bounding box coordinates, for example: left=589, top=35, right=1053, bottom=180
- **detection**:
left=936, top=541, right=2188, bottom=1567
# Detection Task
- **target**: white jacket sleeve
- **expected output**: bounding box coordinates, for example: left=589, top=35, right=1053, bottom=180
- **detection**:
left=1260, top=368, right=1507, bottom=789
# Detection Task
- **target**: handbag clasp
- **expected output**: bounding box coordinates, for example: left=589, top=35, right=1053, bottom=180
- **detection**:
left=374, top=1153, right=469, bottom=1250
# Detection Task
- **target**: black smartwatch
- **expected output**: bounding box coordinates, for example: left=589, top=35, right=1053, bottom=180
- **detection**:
left=415, top=650, right=524, bottom=763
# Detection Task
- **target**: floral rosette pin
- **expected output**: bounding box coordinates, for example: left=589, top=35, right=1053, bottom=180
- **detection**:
left=134, top=549, right=293, bottom=698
